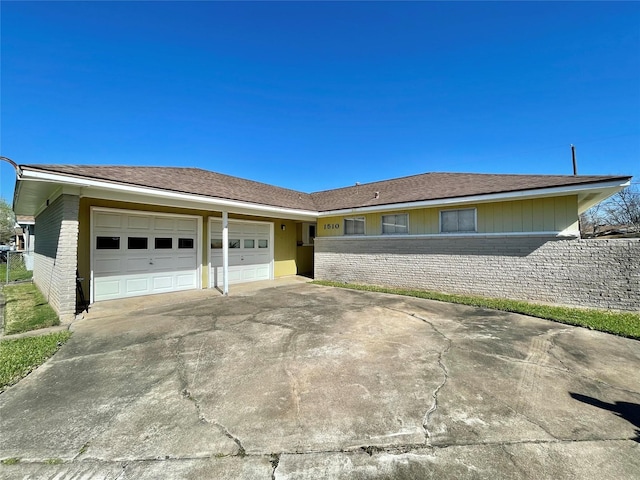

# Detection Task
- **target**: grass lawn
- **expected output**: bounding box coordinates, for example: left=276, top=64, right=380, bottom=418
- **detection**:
left=0, top=332, right=72, bottom=391
left=3, top=283, right=59, bottom=335
left=313, top=281, right=640, bottom=340
left=0, top=262, right=34, bottom=283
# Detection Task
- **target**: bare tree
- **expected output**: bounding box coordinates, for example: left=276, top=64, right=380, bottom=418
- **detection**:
left=603, top=184, right=640, bottom=232
left=582, top=184, right=640, bottom=236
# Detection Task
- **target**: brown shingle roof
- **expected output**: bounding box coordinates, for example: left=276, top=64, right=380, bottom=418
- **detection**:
left=25, top=165, right=318, bottom=211
left=22, top=165, right=630, bottom=213
left=310, top=172, right=631, bottom=211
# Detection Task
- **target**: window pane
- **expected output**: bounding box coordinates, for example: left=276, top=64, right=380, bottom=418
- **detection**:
left=244, top=239, right=255, bottom=249
left=96, top=236, right=120, bottom=249
left=258, top=239, right=268, bottom=248
left=458, top=209, right=476, bottom=232
left=441, top=209, right=476, bottom=233
left=178, top=238, right=194, bottom=249
left=382, top=214, right=408, bottom=234
left=155, top=237, right=173, bottom=249
left=441, top=211, right=457, bottom=232
left=211, top=238, right=223, bottom=249
left=229, top=239, right=240, bottom=249
left=345, top=217, right=365, bottom=235
left=128, top=237, right=148, bottom=249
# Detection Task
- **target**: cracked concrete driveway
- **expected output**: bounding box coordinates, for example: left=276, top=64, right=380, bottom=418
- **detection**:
left=1, top=278, right=639, bottom=479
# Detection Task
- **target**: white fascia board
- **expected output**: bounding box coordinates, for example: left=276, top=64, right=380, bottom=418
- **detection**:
left=317, top=178, right=631, bottom=217
left=20, top=168, right=318, bottom=221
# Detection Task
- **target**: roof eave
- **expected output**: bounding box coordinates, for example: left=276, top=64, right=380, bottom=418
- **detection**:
left=317, top=178, right=632, bottom=216
left=16, top=166, right=319, bottom=221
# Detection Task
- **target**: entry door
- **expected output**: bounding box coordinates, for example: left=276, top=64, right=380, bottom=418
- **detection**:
left=210, top=219, right=273, bottom=287
left=92, top=210, right=199, bottom=302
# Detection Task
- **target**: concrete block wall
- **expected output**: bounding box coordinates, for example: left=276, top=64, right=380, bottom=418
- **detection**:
left=33, top=194, right=80, bottom=322
left=315, top=235, right=640, bottom=311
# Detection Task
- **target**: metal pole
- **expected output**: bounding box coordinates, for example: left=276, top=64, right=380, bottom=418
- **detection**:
left=571, top=144, right=578, bottom=176
left=222, top=211, right=229, bottom=296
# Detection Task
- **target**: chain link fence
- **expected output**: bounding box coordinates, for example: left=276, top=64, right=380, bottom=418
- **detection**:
left=1, top=250, right=33, bottom=284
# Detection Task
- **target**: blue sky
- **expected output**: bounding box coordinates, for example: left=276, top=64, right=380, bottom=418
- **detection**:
left=1, top=1, right=639, bottom=203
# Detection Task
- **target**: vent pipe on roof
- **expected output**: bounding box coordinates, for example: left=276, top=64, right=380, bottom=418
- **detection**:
left=571, top=145, right=578, bottom=176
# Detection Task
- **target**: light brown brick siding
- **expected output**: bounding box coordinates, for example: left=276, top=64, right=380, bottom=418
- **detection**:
left=33, top=194, right=80, bottom=321
left=315, top=235, right=640, bottom=311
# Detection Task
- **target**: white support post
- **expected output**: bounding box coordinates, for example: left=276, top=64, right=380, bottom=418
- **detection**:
left=222, top=210, right=229, bottom=296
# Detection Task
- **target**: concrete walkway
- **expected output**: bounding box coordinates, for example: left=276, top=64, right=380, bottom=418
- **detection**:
left=0, top=280, right=639, bottom=479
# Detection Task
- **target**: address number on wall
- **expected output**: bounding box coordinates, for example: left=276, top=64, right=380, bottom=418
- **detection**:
left=324, top=224, right=340, bottom=230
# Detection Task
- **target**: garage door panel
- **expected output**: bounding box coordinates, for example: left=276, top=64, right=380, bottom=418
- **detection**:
left=154, top=217, right=175, bottom=230
left=128, top=216, right=150, bottom=229
left=95, top=257, right=122, bottom=274
left=152, top=276, right=174, bottom=290
left=178, top=219, right=197, bottom=232
left=127, top=257, right=152, bottom=272
left=95, top=279, right=121, bottom=298
left=95, top=213, right=122, bottom=229
left=125, top=278, right=150, bottom=294
left=176, top=272, right=197, bottom=287
left=93, top=211, right=199, bottom=302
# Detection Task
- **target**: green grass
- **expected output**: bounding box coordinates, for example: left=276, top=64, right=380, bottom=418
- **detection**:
left=3, top=283, right=59, bottom=335
left=0, top=257, right=33, bottom=283
left=1, top=458, right=20, bottom=465
left=0, top=331, right=72, bottom=391
left=312, top=281, right=640, bottom=340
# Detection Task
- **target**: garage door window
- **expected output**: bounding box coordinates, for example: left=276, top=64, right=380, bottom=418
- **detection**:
left=244, top=239, right=255, bottom=248
left=211, top=239, right=222, bottom=249
left=179, top=238, right=194, bottom=249
left=96, top=236, right=120, bottom=249
left=155, top=238, right=173, bottom=249
left=258, top=239, right=268, bottom=248
left=229, top=239, right=241, bottom=248
left=128, top=237, right=148, bottom=249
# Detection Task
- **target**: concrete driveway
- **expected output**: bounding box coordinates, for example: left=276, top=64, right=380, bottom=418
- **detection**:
left=1, top=278, right=639, bottom=479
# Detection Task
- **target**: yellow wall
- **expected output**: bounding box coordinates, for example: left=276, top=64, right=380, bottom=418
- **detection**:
left=317, top=196, right=579, bottom=236
left=78, top=199, right=305, bottom=298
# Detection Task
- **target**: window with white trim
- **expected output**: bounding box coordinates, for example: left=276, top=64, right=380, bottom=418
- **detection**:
left=382, top=214, right=408, bottom=234
left=440, top=208, right=477, bottom=233
left=344, top=217, right=365, bottom=235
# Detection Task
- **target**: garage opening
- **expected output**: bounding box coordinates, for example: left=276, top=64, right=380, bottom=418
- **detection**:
left=91, top=208, right=201, bottom=302
left=209, top=218, right=273, bottom=287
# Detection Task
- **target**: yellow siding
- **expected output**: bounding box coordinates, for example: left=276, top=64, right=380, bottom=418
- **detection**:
left=317, top=195, right=579, bottom=237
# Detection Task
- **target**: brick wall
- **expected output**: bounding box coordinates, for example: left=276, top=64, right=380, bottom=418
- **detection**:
left=33, top=194, right=80, bottom=322
left=314, top=235, right=640, bottom=311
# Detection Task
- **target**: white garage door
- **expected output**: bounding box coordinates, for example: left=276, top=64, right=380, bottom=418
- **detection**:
left=210, top=219, right=273, bottom=287
left=92, top=210, right=200, bottom=302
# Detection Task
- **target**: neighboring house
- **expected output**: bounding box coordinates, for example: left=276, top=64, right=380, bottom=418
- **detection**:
left=10, top=164, right=638, bottom=320
left=14, top=215, right=35, bottom=271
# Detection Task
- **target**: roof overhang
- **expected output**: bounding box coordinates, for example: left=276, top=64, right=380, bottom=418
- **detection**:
left=13, top=167, right=319, bottom=221
left=12, top=165, right=631, bottom=221
left=316, top=178, right=631, bottom=217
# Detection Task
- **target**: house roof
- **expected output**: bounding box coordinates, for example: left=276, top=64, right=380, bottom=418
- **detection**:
left=310, top=172, right=632, bottom=211
left=14, top=164, right=632, bottom=217
left=18, top=164, right=318, bottom=211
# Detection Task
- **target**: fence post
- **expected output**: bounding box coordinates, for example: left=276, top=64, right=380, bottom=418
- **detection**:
left=5, top=251, right=9, bottom=284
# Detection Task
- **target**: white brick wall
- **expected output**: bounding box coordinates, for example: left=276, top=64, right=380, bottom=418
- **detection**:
left=33, top=195, right=80, bottom=322
left=315, top=235, right=640, bottom=311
